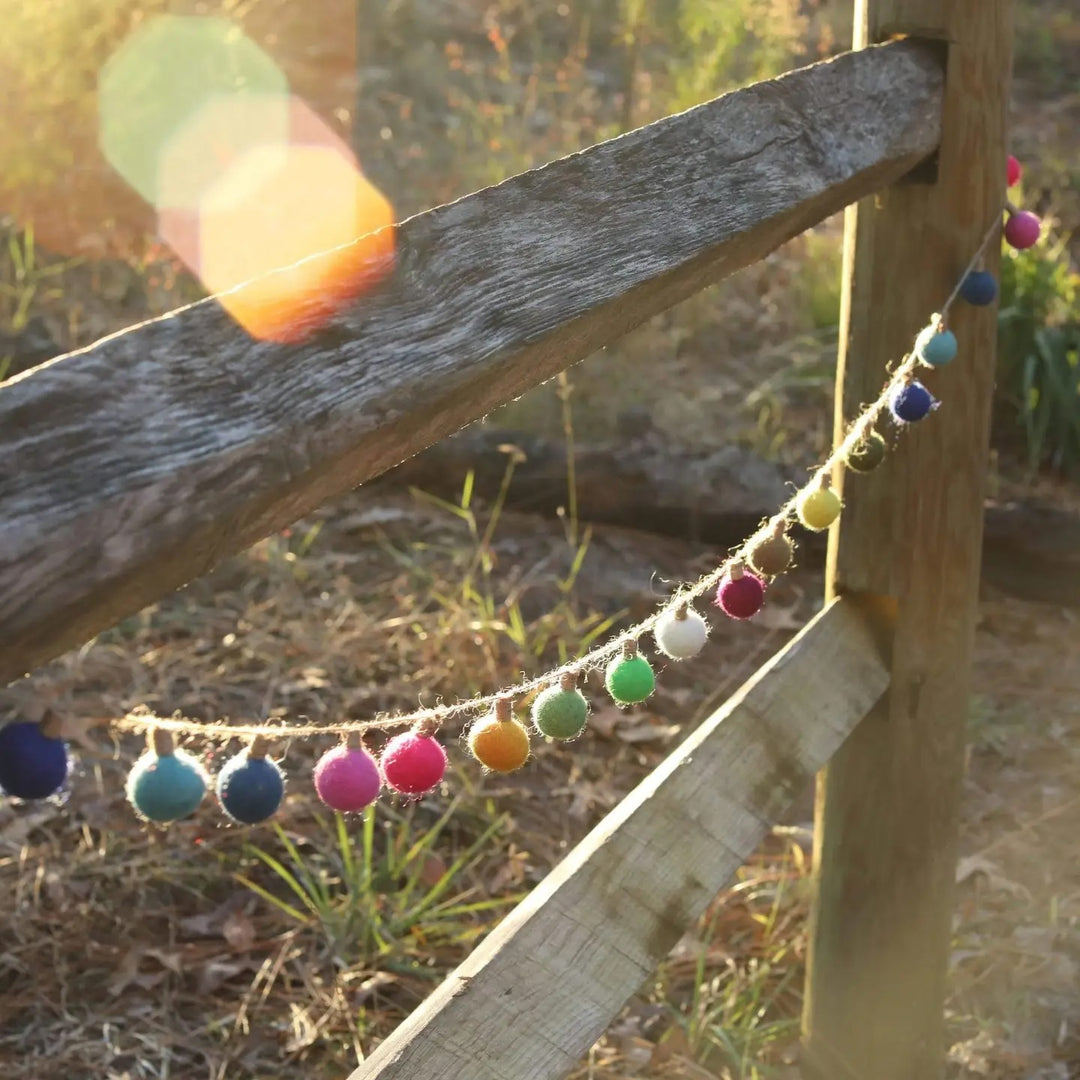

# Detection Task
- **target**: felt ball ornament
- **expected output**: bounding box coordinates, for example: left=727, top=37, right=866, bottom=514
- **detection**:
left=715, top=562, right=765, bottom=621
left=915, top=321, right=957, bottom=367
left=748, top=527, right=794, bottom=578
left=654, top=605, right=709, bottom=660
left=127, top=730, right=209, bottom=823
left=381, top=727, right=447, bottom=796
left=468, top=698, right=531, bottom=773
left=313, top=737, right=381, bottom=812
left=889, top=380, right=936, bottom=424
left=216, top=736, right=285, bottom=824
left=845, top=430, right=887, bottom=474
left=1004, top=209, right=1040, bottom=250
left=0, top=717, right=69, bottom=801
left=1006, top=154, right=1022, bottom=188
left=959, top=270, right=998, bottom=307
left=532, top=673, right=590, bottom=740
left=797, top=485, right=842, bottom=532
left=605, top=642, right=656, bottom=706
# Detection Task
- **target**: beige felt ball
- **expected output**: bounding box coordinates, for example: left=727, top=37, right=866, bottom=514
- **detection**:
left=654, top=606, right=710, bottom=660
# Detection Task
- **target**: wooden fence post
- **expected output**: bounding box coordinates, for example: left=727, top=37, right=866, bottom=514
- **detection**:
left=802, top=3, right=1014, bottom=1079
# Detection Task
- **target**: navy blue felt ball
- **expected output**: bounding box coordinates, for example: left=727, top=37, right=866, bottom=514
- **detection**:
left=959, top=271, right=998, bottom=307
left=0, top=721, right=69, bottom=800
left=890, top=381, right=935, bottom=424
left=216, top=752, right=285, bottom=824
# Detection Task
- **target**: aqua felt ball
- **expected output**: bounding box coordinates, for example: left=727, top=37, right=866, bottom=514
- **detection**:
left=127, top=747, right=209, bottom=823
left=605, top=653, right=655, bottom=706
left=654, top=608, right=709, bottom=660
left=314, top=744, right=381, bottom=812
left=1004, top=210, right=1040, bottom=250
left=716, top=569, right=765, bottom=620
left=915, top=324, right=957, bottom=367
left=381, top=732, right=447, bottom=795
left=889, top=381, right=935, bottom=424
left=0, top=721, right=69, bottom=800
left=959, top=270, right=998, bottom=307
left=531, top=683, right=590, bottom=740
left=1007, top=154, right=1022, bottom=188
left=217, top=751, right=285, bottom=824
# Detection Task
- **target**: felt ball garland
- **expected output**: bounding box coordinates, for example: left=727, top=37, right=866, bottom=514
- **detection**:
left=469, top=698, right=531, bottom=773
left=38, top=180, right=1038, bottom=833
left=532, top=672, right=590, bottom=739
left=0, top=716, right=69, bottom=801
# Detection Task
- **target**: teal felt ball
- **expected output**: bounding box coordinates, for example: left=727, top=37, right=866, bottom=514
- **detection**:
left=605, top=652, right=655, bottom=706
left=127, top=742, right=209, bottom=823
left=915, top=323, right=957, bottom=367
left=531, top=683, right=589, bottom=740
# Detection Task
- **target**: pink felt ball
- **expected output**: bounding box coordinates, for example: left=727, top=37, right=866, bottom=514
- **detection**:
left=313, top=745, right=381, bottom=812
left=1004, top=210, right=1040, bottom=250
left=1006, top=155, right=1022, bottom=188
left=381, top=732, right=447, bottom=796
left=716, top=569, right=766, bottom=620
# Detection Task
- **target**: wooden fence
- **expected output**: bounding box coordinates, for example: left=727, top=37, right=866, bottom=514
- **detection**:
left=0, top=1, right=1014, bottom=1077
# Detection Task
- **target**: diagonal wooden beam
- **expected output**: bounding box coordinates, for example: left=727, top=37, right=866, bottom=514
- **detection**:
left=0, top=41, right=943, bottom=684
left=346, top=597, right=890, bottom=1080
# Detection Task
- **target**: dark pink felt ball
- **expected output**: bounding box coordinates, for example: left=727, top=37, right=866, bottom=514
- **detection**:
left=1006, top=155, right=1022, bottom=188
left=381, top=732, right=447, bottom=796
left=313, top=745, right=381, bottom=812
left=716, top=569, right=766, bottom=620
left=1004, top=210, right=1040, bottom=250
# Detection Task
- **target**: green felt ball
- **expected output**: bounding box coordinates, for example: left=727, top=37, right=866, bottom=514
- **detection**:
left=605, top=654, right=655, bottom=706
left=531, top=685, right=589, bottom=740
left=845, top=430, right=887, bottom=474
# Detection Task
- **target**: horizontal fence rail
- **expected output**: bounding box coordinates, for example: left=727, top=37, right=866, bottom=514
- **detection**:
left=347, top=597, right=891, bottom=1080
left=0, top=40, right=943, bottom=684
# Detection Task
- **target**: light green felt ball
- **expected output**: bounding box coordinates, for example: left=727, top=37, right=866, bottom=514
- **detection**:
left=605, top=655, right=655, bottom=705
left=531, top=685, right=589, bottom=740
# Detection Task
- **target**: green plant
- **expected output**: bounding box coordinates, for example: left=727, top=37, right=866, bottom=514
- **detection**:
left=238, top=800, right=516, bottom=965
left=996, top=229, right=1080, bottom=472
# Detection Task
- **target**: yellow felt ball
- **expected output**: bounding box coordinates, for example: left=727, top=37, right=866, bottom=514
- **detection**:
left=468, top=715, right=531, bottom=773
left=797, top=487, right=842, bottom=532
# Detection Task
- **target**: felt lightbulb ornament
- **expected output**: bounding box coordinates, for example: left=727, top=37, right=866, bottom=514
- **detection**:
left=716, top=561, right=765, bottom=620
left=469, top=697, right=531, bottom=773
left=653, top=603, right=710, bottom=660
left=959, top=270, right=998, bottom=307
left=127, top=729, right=209, bottom=823
left=844, top=429, right=887, bottom=474
left=216, top=735, right=285, bottom=824
left=797, top=481, right=842, bottom=532
left=889, top=379, right=937, bottom=424
left=532, top=671, right=590, bottom=739
left=0, top=713, right=69, bottom=801
left=1004, top=203, right=1040, bottom=251
left=605, top=641, right=656, bottom=706
left=915, top=316, right=957, bottom=368
left=748, top=522, right=794, bottom=578
left=313, top=733, right=381, bottom=812
left=381, top=722, right=447, bottom=796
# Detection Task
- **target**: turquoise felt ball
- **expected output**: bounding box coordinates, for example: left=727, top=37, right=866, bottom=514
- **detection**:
left=915, top=323, right=957, bottom=367
left=531, top=676, right=589, bottom=740
left=127, top=732, right=209, bottom=823
left=605, top=646, right=655, bottom=706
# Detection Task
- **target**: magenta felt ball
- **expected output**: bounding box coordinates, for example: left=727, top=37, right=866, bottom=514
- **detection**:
left=381, top=732, right=447, bottom=796
left=1004, top=210, right=1040, bottom=250
left=313, top=745, right=381, bottom=812
left=1006, top=154, right=1022, bottom=187
left=716, top=571, right=766, bottom=620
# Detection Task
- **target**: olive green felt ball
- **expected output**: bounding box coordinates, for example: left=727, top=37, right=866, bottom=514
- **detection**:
left=531, top=685, right=589, bottom=740
left=748, top=532, right=794, bottom=578
left=605, top=654, right=655, bottom=706
left=845, top=430, right=887, bottom=474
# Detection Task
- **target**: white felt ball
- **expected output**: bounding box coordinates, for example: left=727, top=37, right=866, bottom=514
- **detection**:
left=654, top=607, right=710, bottom=660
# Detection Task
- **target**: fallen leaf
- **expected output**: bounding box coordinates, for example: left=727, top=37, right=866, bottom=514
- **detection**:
left=222, top=910, right=256, bottom=953
left=955, top=854, right=1031, bottom=899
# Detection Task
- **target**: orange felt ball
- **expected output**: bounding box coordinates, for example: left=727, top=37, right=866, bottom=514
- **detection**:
left=468, top=715, right=531, bottom=773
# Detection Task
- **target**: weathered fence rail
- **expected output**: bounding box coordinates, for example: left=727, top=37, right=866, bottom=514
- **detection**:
left=0, top=39, right=943, bottom=685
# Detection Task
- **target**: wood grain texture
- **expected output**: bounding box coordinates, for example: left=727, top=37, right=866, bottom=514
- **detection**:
left=0, top=41, right=944, bottom=686
left=803, top=3, right=1014, bottom=1079
left=347, top=598, right=889, bottom=1080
